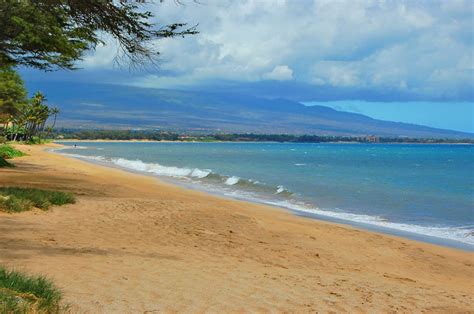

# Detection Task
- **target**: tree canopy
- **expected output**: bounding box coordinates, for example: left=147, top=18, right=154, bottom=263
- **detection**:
left=0, top=67, right=27, bottom=121
left=0, top=0, right=198, bottom=70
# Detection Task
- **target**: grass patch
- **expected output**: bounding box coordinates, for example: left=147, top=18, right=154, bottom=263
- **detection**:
left=0, top=266, right=62, bottom=313
left=0, top=157, right=14, bottom=168
left=0, top=145, right=26, bottom=159
left=0, top=187, right=75, bottom=213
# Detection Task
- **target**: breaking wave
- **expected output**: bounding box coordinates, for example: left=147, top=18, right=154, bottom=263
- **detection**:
left=111, top=157, right=212, bottom=178
left=54, top=150, right=473, bottom=248
left=225, top=176, right=240, bottom=185
left=264, top=200, right=474, bottom=246
left=57, top=153, right=293, bottom=198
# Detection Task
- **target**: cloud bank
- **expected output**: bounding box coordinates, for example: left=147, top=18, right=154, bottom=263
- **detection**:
left=67, top=0, right=474, bottom=100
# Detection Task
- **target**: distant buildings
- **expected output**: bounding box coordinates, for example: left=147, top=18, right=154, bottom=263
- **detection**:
left=356, top=135, right=379, bottom=143
left=366, top=135, right=379, bottom=143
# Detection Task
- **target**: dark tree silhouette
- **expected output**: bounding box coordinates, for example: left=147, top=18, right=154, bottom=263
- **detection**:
left=0, top=0, right=198, bottom=70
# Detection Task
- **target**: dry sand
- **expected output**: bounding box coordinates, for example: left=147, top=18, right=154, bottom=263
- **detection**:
left=0, top=144, right=473, bottom=313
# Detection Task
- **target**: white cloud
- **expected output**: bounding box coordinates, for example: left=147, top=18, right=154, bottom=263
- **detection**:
left=80, top=36, right=118, bottom=68
left=263, top=65, right=293, bottom=81
left=78, top=0, right=474, bottom=99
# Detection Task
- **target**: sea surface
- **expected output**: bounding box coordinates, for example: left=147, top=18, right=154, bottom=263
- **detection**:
left=54, top=142, right=474, bottom=250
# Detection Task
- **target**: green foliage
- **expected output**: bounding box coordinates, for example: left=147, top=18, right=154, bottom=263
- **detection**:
left=0, top=67, right=27, bottom=121
left=3, top=124, right=25, bottom=138
left=0, top=187, right=75, bottom=212
left=26, top=136, right=51, bottom=145
left=0, top=196, right=32, bottom=213
left=0, top=0, right=197, bottom=70
left=3, top=88, right=59, bottom=142
left=0, top=144, right=25, bottom=159
left=0, top=67, right=59, bottom=142
left=57, top=129, right=181, bottom=141
left=0, top=266, right=62, bottom=313
left=0, top=156, right=14, bottom=168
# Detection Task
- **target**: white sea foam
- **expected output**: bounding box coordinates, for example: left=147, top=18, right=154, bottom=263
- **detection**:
left=264, top=200, right=474, bottom=246
left=54, top=150, right=474, bottom=247
left=190, top=168, right=212, bottom=178
left=60, top=153, right=211, bottom=179
left=110, top=158, right=212, bottom=178
left=225, top=176, right=240, bottom=185
left=60, top=153, right=106, bottom=162
left=294, top=163, right=306, bottom=166
left=276, top=185, right=286, bottom=194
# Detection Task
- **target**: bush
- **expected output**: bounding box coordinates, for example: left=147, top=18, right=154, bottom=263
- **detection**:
left=26, top=136, right=51, bottom=145
left=0, top=157, right=14, bottom=168
left=0, top=144, right=25, bottom=159
left=0, top=267, right=62, bottom=313
left=0, top=187, right=75, bottom=212
left=0, top=196, right=33, bottom=213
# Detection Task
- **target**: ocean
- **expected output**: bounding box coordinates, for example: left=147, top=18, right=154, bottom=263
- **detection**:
left=54, top=142, right=474, bottom=250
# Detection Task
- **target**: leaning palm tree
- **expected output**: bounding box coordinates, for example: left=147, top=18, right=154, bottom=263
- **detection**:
left=50, top=107, right=59, bottom=129
left=45, top=107, right=60, bottom=138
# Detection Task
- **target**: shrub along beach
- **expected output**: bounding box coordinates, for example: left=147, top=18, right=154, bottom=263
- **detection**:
left=0, top=266, right=63, bottom=313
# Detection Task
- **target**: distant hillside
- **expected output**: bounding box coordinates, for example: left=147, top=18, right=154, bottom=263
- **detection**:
left=26, top=81, right=473, bottom=138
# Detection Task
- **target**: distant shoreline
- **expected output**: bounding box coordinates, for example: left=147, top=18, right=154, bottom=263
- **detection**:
left=55, top=139, right=473, bottom=145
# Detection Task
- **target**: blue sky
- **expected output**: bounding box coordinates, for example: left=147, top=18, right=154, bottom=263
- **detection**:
left=304, top=101, right=474, bottom=133
left=20, top=0, right=474, bottom=133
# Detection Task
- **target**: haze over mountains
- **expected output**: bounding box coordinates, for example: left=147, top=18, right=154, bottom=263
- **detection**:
left=27, top=82, right=473, bottom=139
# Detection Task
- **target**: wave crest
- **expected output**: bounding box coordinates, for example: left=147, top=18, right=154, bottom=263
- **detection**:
left=225, top=176, right=240, bottom=185
left=266, top=200, right=474, bottom=246
left=54, top=150, right=473, bottom=247
left=111, top=158, right=211, bottom=179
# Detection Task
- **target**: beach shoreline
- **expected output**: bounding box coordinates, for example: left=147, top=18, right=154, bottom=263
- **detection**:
left=53, top=141, right=474, bottom=251
left=0, top=143, right=473, bottom=312
left=55, top=139, right=474, bottom=145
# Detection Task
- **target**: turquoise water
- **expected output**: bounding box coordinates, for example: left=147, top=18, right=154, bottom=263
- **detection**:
left=55, top=142, right=474, bottom=249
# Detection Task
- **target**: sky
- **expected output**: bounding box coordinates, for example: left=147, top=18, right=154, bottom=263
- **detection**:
left=304, top=101, right=474, bottom=133
left=20, top=0, right=474, bottom=132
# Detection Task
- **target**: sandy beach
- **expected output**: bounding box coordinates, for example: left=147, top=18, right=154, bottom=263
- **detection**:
left=0, top=143, right=473, bottom=313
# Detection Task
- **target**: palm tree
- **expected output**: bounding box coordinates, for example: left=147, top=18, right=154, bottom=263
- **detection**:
left=50, top=107, right=59, bottom=129
left=46, top=107, right=60, bottom=138
left=7, top=91, right=58, bottom=142
left=23, top=92, right=49, bottom=141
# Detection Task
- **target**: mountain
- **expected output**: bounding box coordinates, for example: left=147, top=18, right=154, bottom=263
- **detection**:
left=26, top=81, right=473, bottom=138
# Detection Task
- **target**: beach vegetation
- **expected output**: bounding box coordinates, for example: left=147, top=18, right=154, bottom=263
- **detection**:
left=0, top=187, right=75, bottom=213
left=0, top=67, right=27, bottom=120
left=0, top=157, right=14, bottom=168
left=0, top=144, right=24, bottom=168
left=25, top=136, right=51, bottom=145
left=53, top=129, right=474, bottom=144
left=0, top=266, right=63, bottom=313
left=1, top=83, right=61, bottom=142
left=0, top=144, right=25, bottom=159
